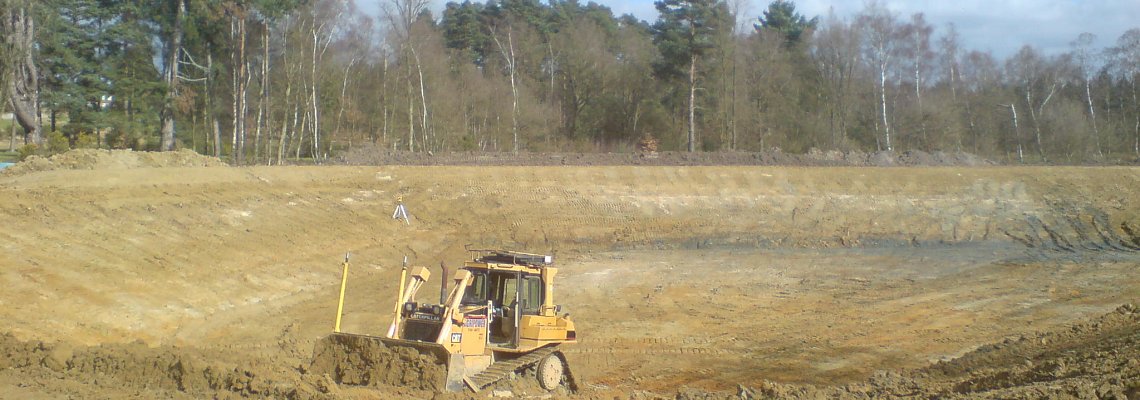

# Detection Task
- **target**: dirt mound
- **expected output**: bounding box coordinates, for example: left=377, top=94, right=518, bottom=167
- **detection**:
left=309, top=334, right=447, bottom=391
left=925, top=303, right=1140, bottom=398
left=668, top=303, right=1140, bottom=399
left=3, top=148, right=226, bottom=175
left=0, top=333, right=327, bottom=399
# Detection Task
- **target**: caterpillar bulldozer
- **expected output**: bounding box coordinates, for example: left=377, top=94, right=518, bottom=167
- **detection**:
left=314, top=249, right=578, bottom=393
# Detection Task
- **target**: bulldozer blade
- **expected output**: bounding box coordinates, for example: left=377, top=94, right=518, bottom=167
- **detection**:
left=374, top=336, right=473, bottom=392
left=374, top=336, right=451, bottom=361
left=309, top=332, right=453, bottom=392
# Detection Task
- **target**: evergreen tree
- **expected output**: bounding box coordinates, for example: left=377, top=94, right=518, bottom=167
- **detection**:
left=442, top=1, right=492, bottom=64
left=652, top=0, right=730, bottom=151
left=37, top=0, right=103, bottom=134
left=755, top=0, right=817, bottom=45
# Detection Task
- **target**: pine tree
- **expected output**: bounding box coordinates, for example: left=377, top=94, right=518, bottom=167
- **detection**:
left=755, top=0, right=817, bottom=45
left=652, top=0, right=730, bottom=151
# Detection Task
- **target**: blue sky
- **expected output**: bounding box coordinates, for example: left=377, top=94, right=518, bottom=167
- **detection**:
left=598, top=0, right=1139, bottom=57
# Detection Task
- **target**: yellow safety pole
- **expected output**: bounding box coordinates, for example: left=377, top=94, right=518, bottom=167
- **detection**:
left=387, top=256, right=409, bottom=338
left=395, top=259, right=409, bottom=314
left=333, top=253, right=350, bottom=333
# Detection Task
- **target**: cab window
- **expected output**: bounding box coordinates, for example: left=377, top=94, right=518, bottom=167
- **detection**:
left=520, top=275, right=543, bottom=315
left=461, top=271, right=488, bottom=305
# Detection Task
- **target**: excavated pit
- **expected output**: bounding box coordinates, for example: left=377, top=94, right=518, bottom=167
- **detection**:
left=0, top=150, right=1138, bottom=398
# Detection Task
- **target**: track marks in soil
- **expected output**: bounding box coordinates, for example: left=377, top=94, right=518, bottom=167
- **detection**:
left=1002, top=206, right=1140, bottom=253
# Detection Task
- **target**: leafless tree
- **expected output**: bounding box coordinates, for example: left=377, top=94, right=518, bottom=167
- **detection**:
left=307, top=2, right=340, bottom=161
left=551, top=17, right=607, bottom=140
left=958, top=50, right=1000, bottom=152
left=1071, top=32, right=1102, bottom=157
left=938, top=24, right=960, bottom=102
left=228, top=3, right=250, bottom=164
left=900, top=13, right=933, bottom=148
left=856, top=1, right=899, bottom=151
left=811, top=10, right=860, bottom=148
left=998, top=103, right=1022, bottom=162
left=1006, top=46, right=1067, bottom=162
left=491, top=24, right=521, bottom=153
left=724, top=0, right=750, bottom=149
left=1109, top=29, right=1140, bottom=156
left=937, top=23, right=966, bottom=149
left=382, top=0, right=431, bottom=152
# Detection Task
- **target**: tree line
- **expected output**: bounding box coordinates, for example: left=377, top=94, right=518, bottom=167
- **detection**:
left=1, top=0, right=1138, bottom=164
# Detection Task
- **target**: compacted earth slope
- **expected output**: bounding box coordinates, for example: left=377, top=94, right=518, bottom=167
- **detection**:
left=0, top=150, right=1137, bottom=399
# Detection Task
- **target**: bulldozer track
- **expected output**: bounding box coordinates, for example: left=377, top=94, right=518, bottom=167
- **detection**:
left=465, top=346, right=578, bottom=392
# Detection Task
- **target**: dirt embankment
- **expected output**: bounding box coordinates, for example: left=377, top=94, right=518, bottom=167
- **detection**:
left=339, top=147, right=994, bottom=167
left=3, top=149, right=226, bottom=176
left=0, top=150, right=1138, bottom=399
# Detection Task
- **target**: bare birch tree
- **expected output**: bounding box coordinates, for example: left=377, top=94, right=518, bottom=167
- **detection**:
left=492, top=24, right=520, bottom=153
left=308, top=8, right=338, bottom=161
left=1071, top=32, right=1102, bottom=157
left=856, top=1, right=898, bottom=152
left=998, top=103, right=1023, bottom=162
left=1006, top=46, right=1066, bottom=162
left=382, top=0, right=431, bottom=152
left=254, top=23, right=269, bottom=162
left=901, top=13, right=933, bottom=148
left=228, top=3, right=249, bottom=164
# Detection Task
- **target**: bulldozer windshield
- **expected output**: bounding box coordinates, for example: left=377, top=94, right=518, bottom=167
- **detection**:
left=460, top=269, right=544, bottom=313
left=461, top=269, right=489, bottom=305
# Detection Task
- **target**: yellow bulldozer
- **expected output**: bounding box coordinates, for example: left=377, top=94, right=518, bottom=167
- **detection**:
left=314, top=249, right=578, bottom=393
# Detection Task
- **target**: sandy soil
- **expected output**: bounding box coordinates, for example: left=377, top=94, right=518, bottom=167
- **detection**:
left=0, top=150, right=1138, bottom=399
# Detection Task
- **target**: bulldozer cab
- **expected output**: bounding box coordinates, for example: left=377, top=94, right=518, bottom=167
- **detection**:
left=462, top=269, right=545, bottom=348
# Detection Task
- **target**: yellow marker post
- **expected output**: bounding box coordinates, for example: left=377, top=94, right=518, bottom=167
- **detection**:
left=387, top=260, right=409, bottom=338
left=333, top=253, right=350, bottom=333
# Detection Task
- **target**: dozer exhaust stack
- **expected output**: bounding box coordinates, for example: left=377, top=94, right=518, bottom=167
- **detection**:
left=440, top=262, right=449, bottom=304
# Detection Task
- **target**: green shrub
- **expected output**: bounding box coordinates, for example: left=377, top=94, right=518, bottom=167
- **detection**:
left=46, top=131, right=70, bottom=154
left=75, top=132, right=99, bottom=149
left=16, top=144, right=38, bottom=161
left=458, top=134, right=477, bottom=151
